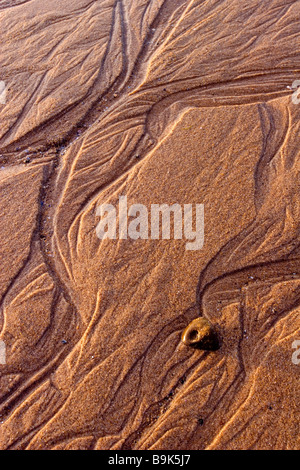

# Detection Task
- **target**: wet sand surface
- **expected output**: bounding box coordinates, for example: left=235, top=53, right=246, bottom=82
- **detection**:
left=0, top=0, right=299, bottom=450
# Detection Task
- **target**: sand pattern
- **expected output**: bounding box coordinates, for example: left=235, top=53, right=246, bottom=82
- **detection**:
left=0, top=0, right=299, bottom=450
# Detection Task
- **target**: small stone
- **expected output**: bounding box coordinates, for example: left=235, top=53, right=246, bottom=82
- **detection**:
left=181, top=317, right=219, bottom=350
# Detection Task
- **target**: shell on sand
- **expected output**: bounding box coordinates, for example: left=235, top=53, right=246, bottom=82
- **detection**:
left=181, top=317, right=219, bottom=351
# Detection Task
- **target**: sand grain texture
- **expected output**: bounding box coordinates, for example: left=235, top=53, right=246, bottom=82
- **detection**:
left=0, top=0, right=299, bottom=450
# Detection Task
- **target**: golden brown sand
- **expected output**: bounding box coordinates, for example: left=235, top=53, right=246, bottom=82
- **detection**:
left=0, top=0, right=299, bottom=450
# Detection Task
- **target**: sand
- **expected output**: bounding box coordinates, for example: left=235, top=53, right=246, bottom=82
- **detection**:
left=0, top=0, right=299, bottom=450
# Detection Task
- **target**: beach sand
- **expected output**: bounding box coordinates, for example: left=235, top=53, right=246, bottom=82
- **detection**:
left=0, top=0, right=299, bottom=450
